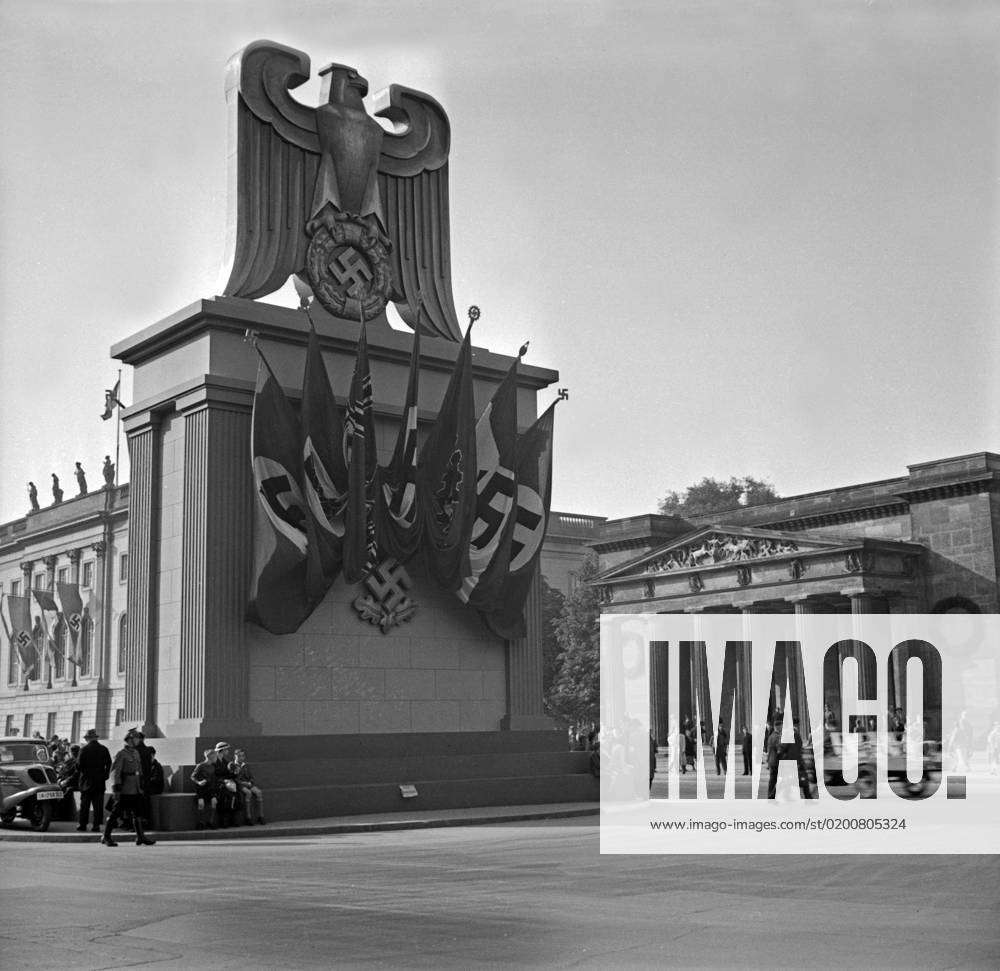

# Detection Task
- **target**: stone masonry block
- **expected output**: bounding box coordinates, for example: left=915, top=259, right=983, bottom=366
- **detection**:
left=301, top=700, right=360, bottom=734
left=359, top=700, right=411, bottom=733
left=410, top=700, right=461, bottom=732
left=409, top=638, right=459, bottom=669
left=330, top=668, right=385, bottom=700
left=435, top=669, right=483, bottom=700
left=385, top=668, right=436, bottom=700
left=358, top=635, right=410, bottom=669
left=276, top=665, right=333, bottom=701
left=248, top=665, right=275, bottom=701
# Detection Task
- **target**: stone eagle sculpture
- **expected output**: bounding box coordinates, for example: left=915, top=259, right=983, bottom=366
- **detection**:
left=221, top=40, right=462, bottom=341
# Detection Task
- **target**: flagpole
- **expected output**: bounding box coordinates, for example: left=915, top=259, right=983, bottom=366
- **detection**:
left=113, top=367, right=123, bottom=488
left=243, top=329, right=283, bottom=385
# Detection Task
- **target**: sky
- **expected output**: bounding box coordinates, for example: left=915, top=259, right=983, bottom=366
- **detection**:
left=1, top=0, right=998, bottom=526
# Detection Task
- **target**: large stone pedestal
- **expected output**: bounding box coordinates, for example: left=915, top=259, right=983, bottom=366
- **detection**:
left=112, top=297, right=559, bottom=769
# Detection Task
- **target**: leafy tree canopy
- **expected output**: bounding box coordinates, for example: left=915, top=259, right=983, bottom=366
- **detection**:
left=657, top=476, right=779, bottom=518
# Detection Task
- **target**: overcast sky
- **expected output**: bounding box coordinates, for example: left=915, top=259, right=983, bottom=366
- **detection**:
left=1, top=0, right=998, bottom=526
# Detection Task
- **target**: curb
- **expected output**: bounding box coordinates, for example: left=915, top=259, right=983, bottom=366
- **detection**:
left=0, top=804, right=599, bottom=843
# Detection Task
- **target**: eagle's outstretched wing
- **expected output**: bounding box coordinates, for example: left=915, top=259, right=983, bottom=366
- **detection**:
left=222, top=41, right=320, bottom=300
left=374, top=86, right=463, bottom=342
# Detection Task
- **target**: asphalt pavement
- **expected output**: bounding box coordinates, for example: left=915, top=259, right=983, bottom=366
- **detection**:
left=2, top=817, right=997, bottom=968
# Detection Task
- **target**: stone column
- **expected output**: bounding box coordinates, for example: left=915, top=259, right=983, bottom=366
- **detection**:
left=68, top=549, right=82, bottom=584
left=43, top=555, right=57, bottom=591
left=737, top=606, right=757, bottom=737
left=90, top=542, right=107, bottom=681
left=886, top=593, right=919, bottom=711
left=847, top=592, right=876, bottom=703
left=790, top=598, right=815, bottom=740
left=20, top=559, right=33, bottom=592
left=649, top=641, right=670, bottom=744
left=502, top=570, right=553, bottom=730
left=169, top=382, right=260, bottom=737
left=123, top=412, right=161, bottom=735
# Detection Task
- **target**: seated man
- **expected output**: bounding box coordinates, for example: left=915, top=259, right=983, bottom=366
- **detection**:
left=230, top=748, right=265, bottom=825
left=190, top=748, right=218, bottom=829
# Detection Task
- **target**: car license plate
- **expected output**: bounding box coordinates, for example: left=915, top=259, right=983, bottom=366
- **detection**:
left=36, top=790, right=62, bottom=800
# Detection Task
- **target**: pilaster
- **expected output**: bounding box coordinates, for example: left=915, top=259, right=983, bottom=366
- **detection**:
left=123, top=412, right=162, bottom=735
left=170, top=382, right=260, bottom=737
left=501, top=570, right=554, bottom=731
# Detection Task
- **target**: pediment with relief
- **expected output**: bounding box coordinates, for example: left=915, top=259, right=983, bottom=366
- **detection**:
left=598, top=526, right=844, bottom=581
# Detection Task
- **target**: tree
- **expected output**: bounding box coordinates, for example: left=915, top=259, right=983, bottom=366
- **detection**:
left=539, top=576, right=565, bottom=696
left=545, top=553, right=601, bottom=728
left=657, top=476, right=778, bottom=517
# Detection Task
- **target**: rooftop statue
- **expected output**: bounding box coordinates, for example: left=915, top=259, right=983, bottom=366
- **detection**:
left=222, top=40, right=462, bottom=341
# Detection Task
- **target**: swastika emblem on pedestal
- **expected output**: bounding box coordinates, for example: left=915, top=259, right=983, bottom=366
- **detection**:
left=353, top=557, right=418, bottom=633
left=329, top=246, right=374, bottom=297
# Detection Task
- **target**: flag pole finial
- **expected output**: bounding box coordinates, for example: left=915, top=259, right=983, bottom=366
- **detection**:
left=467, top=305, right=480, bottom=329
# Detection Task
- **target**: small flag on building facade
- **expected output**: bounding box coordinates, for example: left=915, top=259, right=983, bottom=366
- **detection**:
left=55, top=581, right=84, bottom=677
left=2, top=594, right=36, bottom=682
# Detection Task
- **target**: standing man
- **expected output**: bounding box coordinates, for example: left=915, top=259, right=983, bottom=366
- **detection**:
left=766, top=715, right=785, bottom=800
left=132, top=729, right=154, bottom=828
left=76, top=728, right=111, bottom=833
left=101, top=728, right=155, bottom=847
left=715, top=720, right=729, bottom=776
left=741, top=725, right=753, bottom=776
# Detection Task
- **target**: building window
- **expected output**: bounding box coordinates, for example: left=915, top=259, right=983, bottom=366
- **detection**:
left=23, top=714, right=33, bottom=738
left=82, top=562, right=94, bottom=588
left=10, top=579, right=20, bottom=597
left=118, top=613, right=127, bottom=674
left=114, top=708, right=125, bottom=727
left=79, top=615, right=93, bottom=677
left=4, top=715, right=13, bottom=735
left=119, top=553, right=128, bottom=583
left=57, top=567, right=68, bottom=585
left=70, top=711, right=82, bottom=743
left=33, top=573, right=45, bottom=591
left=46, top=712, right=57, bottom=739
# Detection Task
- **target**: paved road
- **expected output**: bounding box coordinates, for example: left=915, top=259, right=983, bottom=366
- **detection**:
left=3, top=819, right=997, bottom=968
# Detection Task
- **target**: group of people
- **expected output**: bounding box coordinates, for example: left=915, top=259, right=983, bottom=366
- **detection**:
left=59, top=727, right=164, bottom=846
left=190, top=741, right=265, bottom=829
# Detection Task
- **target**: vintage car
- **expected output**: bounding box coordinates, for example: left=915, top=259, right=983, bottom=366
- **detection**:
left=823, top=731, right=942, bottom=797
left=0, top=737, right=65, bottom=831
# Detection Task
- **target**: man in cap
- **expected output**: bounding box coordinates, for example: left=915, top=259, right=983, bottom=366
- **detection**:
left=76, top=728, right=111, bottom=833
left=101, top=728, right=155, bottom=846
left=132, top=728, right=154, bottom=828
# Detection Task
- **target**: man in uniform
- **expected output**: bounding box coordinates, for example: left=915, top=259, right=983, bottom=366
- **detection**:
left=765, top=714, right=785, bottom=800
left=77, top=728, right=111, bottom=833
left=101, top=728, right=155, bottom=847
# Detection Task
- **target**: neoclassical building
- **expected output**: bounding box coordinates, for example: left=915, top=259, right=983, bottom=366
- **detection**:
left=592, top=452, right=999, bottom=616
left=0, top=484, right=129, bottom=739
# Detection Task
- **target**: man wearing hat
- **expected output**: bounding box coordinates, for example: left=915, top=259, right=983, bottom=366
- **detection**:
left=76, top=728, right=111, bottom=833
left=101, top=729, right=155, bottom=846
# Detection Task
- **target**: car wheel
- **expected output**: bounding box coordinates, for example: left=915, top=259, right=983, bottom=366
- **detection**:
left=0, top=811, right=15, bottom=828
left=28, top=801, right=53, bottom=832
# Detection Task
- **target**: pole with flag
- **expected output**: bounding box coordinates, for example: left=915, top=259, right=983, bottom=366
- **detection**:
left=301, top=315, right=349, bottom=596
left=456, top=346, right=522, bottom=609
left=342, top=312, right=379, bottom=583
left=102, top=369, right=125, bottom=487
left=245, top=331, right=324, bottom=634
left=482, top=399, right=558, bottom=639
left=2, top=594, right=35, bottom=690
left=417, top=307, right=479, bottom=591
left=54, top=581, right=83, bottom=687
left=375, top=302, right=422, bottom=563
left=31, top=588, right=63, bottom=688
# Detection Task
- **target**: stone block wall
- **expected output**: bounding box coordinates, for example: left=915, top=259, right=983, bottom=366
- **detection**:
left=246, top=557, right=507, bottom=735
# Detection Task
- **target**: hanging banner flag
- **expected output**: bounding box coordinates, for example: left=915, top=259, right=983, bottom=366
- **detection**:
left=417, top=323, right=478, bottom=591
left=483, top=401, right=556, bottom=640
left=301, top=325, right=348, bottom=594
left=457, top=354, right=520, bottom=608
left=248, top=359, right=323, bottom=634
left=376, top=326, right=422, bottom=563
left=343, top=321, right=379, bottom=583
left=31, top=588, right=62, bottom=669
left=4, top=594, right=36, bottom=679
left=55, top=581, right=84, bottom=671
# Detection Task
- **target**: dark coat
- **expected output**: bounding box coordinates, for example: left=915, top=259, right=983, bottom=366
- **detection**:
left=765, top=729, right=784, bottom=769
left=742, top=731, right=753, bottom=754
left=76, top=739, right=112, bottom=792
left=716, top=727, right=729, bottom=755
